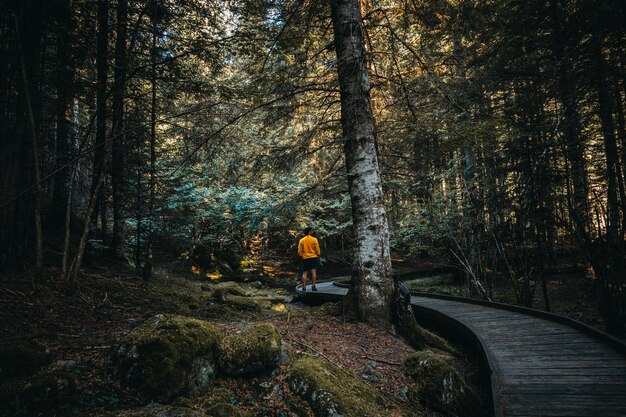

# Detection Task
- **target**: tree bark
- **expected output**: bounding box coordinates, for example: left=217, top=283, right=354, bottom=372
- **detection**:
left=52, top=0, right=74, bottom=226
left=14, top=11, right=43, bottom=280
left=91, top=0, right=108, bottom=234
left=111, top=0, right=128, bottom=259
left=329, top=0, right=393, bottom=328
left=592, top=35, right=625, bottom=284
left=144, top=24, right=158, bottom=280
left=550, top=0, right=590, bottom=248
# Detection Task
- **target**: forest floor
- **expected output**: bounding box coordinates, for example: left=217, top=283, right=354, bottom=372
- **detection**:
left=0, top=251, right=605, bottom=417
left=0, top=254, right=491, bottom=417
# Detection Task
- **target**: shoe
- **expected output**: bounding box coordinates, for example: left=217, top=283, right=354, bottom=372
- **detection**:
left=312, top=286, right=318, bottom=292
left=302, top=287, right=306, bottom=292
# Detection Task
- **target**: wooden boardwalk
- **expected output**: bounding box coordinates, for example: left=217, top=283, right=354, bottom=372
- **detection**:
left=410, top=294, right=626, bottom=417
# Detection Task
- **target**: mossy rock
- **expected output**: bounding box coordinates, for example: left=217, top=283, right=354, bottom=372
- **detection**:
left=115, top=403, right=205, bottom=417
left=112, top=314, right=223, bottom=402
left=224, top=294, right=262, bottom=312
left=174, top=387, right=240, bottom=417
left=287, top=357, right=399, bottom=417
left=218, top=323, right=282, bottom=376
left=0, top=342, right=51, bottom=380
left=205, top=403, right=240, bottom=417
left=213, top=282, right=248, bottom=301
left=401, top=350, right=477, bottom=414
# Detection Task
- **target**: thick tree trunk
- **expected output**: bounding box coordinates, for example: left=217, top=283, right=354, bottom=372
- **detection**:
left=111, top=0, right=128, bottom=259
left=329, top=0, right=393, bottom=328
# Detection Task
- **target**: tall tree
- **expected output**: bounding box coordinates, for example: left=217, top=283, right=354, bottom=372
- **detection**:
left=91, top=0, right=109, bottom=235
left=51, top=0, right=75, bottom=225
left=329, top=0, right=393, bottom=327
left=111, top=0, right=128, bottom=259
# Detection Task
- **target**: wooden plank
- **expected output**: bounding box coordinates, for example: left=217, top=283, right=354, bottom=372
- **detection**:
left=499, top=367, right=626, bottom=376
left=489, top=340, right=604, bottom=352
left=501, top=383, right=626, bottom=395
left=489, top=345, right=612, bottom=355
left=485, top=333, right=590, bottom=343
left=496, top=358, right=626, bottom=369
left=499, top=374, right=626, bottom=384
left=409, top=294, right=626, bottom=417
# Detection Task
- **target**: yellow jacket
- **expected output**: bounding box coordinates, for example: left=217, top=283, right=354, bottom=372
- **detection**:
left=298, top=235, right=320, bottom=259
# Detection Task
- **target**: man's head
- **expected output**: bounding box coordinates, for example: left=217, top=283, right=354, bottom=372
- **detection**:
left=304, top=227, right=313, bottom=236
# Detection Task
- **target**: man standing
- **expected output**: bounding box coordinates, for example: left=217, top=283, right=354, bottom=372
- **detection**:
left=298, top=227, right=320, bottom=291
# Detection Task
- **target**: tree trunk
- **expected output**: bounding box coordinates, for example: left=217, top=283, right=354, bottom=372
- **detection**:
left=329, top=0, right=393, bottom=328
left=550, top=0, right=590, bottom=250
left=111, top=0, right=128, bottom=259
left=592, top=35, right=625, bottom=283
left=14, top=12, right=43, bottom=280
left=144, top=25, right=158, bottom=280
left=52, top=0, right=74, bottom=226
left=91, top=0, right=108, bottom=235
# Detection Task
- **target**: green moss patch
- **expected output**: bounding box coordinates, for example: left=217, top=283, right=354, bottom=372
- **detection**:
left=224, top=294, right=262, bottom=311
left=112, top=314, right=223, bottom=401
left=287, top=357, right=401, bottom=417
left=213, top=282, right=248, bottom=301
left=115, top=403, right=205, bottom=417
left=401, top=350, right=477, bottom=414
left=218, top=323, right=282, bottom=376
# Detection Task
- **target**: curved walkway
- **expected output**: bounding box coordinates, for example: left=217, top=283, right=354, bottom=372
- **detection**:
left=410, top=294, right=626, bottom=417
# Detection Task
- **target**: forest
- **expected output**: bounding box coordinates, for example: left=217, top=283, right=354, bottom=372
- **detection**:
left=1, top=0, right=626, bottom=416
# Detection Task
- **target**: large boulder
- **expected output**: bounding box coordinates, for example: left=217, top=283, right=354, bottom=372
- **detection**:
left=112, top=314, right=222, bottom=401
left=401, top=350, right=477, bottom=414
left=287, top=357, right=402, bottom=417
left=218, top=323, right=282, bottom=376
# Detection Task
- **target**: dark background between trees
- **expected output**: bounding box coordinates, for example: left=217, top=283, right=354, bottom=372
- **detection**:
left=1, top=0, right=625, bottom=334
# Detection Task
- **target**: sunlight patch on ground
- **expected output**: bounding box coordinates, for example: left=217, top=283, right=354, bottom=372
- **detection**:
left=271, top=302, right=286, bottom=312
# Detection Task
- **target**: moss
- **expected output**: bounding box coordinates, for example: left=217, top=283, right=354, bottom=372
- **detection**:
left=279, top=341, right=295, bottom=365
left=287, top=357, right=403, bottom=417
left=213, top=282, right=248, bottom=301
left=115, top=404, right=205, bottom=417
left=285, top=393, right=313, bottom=417
left=205, top=403, right=241, bottom=417
left=218, top=323, right=282, bottom=376
left=112, top=314, right=223, bottom=401
left=225, top=294, right=262, bottom=312
left=401, top=351, right=477, bottom=414
left=0, top=342, right=51, bottom=380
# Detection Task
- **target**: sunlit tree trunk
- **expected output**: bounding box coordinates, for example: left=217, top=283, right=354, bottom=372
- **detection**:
left=329, top=0, right=393, bottom=328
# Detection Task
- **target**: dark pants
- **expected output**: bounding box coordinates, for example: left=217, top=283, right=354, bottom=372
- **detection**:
left=301, top=257, right=318, bottom=272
